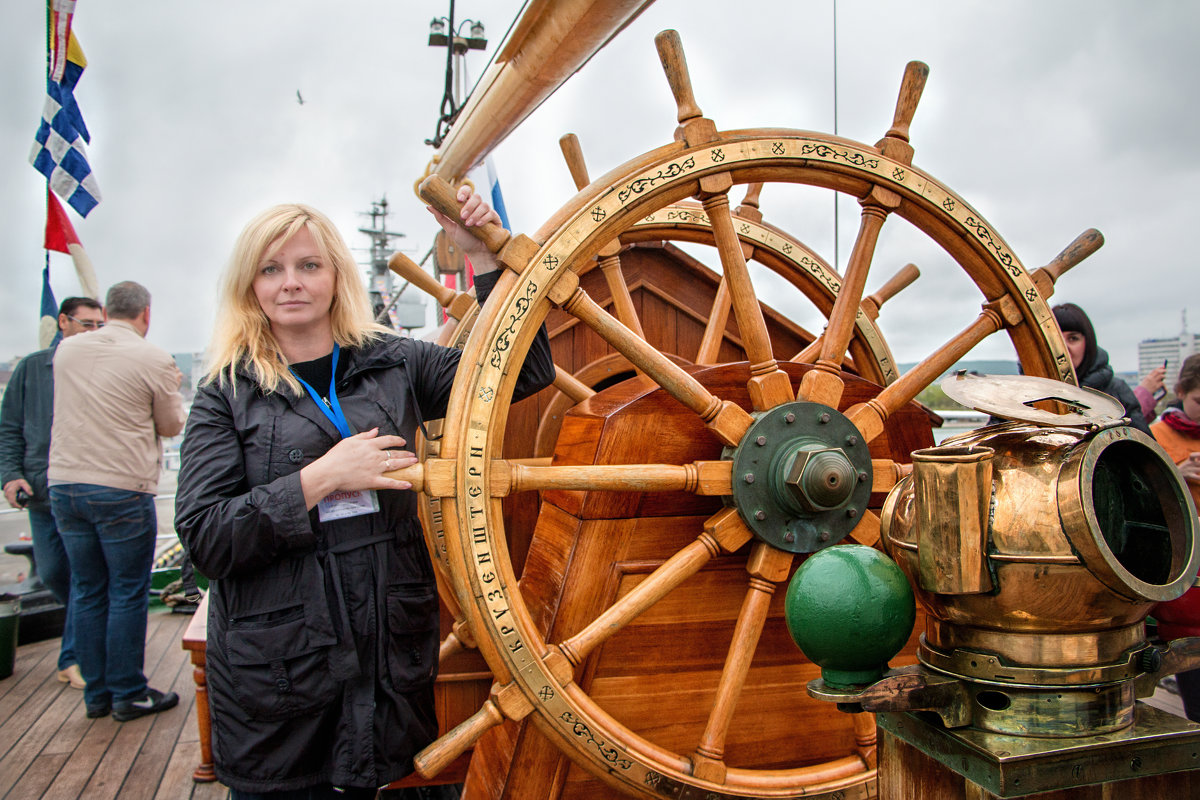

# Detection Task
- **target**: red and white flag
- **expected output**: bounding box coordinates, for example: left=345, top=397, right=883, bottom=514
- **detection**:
left=48, top=0, right=78, bottom=83
left=44, top=188, right=99, bottom=298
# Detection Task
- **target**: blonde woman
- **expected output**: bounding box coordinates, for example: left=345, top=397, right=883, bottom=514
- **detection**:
left=175, top=189, right=553, bottom=798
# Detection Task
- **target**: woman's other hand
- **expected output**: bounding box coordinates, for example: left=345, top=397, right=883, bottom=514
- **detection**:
left=1180, top=452, right=1200, bottom=483
left=1140, top=365, right=1166, bottom=395
left=300, top=428, right=419, bottom=508
left=427, top=184, right=503, bottom=275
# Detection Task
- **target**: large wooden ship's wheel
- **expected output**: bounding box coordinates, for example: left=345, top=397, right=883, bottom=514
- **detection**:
left=398, top=31, right=1097, bottom=800
left=394, top=142, right=917, bottom=589
left=393, top=190, right=917, bottom=684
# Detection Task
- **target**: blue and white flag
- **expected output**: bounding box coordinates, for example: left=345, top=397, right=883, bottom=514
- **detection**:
left=484, top=157, right=511, bottom=230
left=469, top=157, right=511, bottom=231
left=30, top=32, right=101, bottom=217
left=39, top=264, right=62, bottom=350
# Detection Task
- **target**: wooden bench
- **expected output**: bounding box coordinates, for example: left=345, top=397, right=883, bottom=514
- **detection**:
left=181, top=591, right=489, bottom=786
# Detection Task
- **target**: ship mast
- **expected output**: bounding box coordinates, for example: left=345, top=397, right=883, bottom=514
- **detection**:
left=357, top=197, right=422, bottom=330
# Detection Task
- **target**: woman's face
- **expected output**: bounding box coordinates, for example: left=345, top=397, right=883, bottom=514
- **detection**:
left=252, top=227, right=335, bottom=335
left=1181, top=387, right=1200, bottom=423
left=1063, top=331, right=1087, bottom=370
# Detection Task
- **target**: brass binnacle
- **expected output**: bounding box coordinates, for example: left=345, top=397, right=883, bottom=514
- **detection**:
left=879, top=421, right=1199, bottom=735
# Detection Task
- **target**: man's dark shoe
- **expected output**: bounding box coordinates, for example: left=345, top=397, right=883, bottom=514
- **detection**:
left=85, top=701, right=111, bottom=718
left=112, top=687, right=179, bottom=721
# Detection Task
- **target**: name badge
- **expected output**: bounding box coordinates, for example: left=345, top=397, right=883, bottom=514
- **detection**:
left=317, top=489, right=380, bottom=522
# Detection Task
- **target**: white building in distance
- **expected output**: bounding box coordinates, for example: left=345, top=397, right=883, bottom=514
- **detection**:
left=1138, top=310, right=1199, bottom=387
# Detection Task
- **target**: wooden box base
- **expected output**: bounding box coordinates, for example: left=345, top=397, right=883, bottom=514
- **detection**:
left=877, top=704, right=1200, bottom=799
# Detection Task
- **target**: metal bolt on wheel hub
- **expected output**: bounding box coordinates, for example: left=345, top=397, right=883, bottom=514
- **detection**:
left=728, top=401, right=873, bottom=553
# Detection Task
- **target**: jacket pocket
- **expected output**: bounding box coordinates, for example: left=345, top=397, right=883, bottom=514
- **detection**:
left=225, top=606, right=340, bottom=720
left=385, top=583, right=439, bottom=690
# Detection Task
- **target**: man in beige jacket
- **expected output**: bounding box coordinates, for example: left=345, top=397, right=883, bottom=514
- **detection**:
left=48, top=281, right=186, bottom=721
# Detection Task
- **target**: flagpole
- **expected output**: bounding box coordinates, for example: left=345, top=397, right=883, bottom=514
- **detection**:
left=42, top=0, right=54, bottom=346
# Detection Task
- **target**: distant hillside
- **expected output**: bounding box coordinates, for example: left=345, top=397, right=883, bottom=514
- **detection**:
left=896, top=359, right=1021, bottom=377
left=902, top=359, right=1020, bottom=411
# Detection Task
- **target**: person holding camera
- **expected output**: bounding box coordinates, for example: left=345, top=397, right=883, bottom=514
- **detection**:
left=0, top=296, right=105, bottom=689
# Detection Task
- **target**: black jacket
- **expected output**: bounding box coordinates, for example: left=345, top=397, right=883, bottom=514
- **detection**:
left=175, top=291, right=553, bottom=791
left=0, top=345, right=56, bottom=510
left=1078, top=346, right=1151, bottom=435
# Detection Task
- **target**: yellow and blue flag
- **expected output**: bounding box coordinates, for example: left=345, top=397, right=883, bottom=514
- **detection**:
left=30, top=31, right=101, bottom=217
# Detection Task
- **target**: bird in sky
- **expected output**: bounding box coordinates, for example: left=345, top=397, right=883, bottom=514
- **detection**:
left=296, top=90, right=305, bottom=105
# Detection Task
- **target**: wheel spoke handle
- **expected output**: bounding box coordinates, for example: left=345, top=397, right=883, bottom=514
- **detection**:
left=861, top=263, right=920, bottom=320
left=556, top=282, right=753, bottom=445
left=558, top=133, right=643, bottom=336
left=692, top=543, right=793, bottom=784
left=553, top=367, right=596, bottom=403
left=801, top=205, right=890, bottom=408
left=871, top=459, right=911, bottom=493
left=382, top=462, right=425, bottom=491
left=418, top=175, right=511, bottom=253
left=414, top=682, right=533, bottom=779
left=558, top=516, right=753, bottom=668
left=700, top=192, right=794, bottom=410
left=696, top=278, right=732, bottom=365
left=876, top=61, right=929, bottom=165
left=847, top=299, right=1017, bottom=442
left=1031, top=228, right=1103, bottom=300
left=490, top=460, right=732, bottom=497
left=388, top=251, right=477, bottom=321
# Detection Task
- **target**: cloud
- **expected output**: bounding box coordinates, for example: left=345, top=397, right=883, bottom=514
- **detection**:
left=1, top=0, right=1195, bottom=379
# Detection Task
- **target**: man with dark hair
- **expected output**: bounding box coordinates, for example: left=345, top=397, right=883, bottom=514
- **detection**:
left=48, top=281, right=186, bottom=720
left=0, top=296, right=104, bottom=689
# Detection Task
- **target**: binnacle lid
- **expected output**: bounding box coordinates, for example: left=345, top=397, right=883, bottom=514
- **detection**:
left=940, top=371, right=1126, bottom=428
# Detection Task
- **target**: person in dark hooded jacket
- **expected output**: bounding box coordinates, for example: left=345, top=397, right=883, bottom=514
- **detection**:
left=1053, top=302, right=1151, bottom=435
left=174, top=188, right=553, bottom=798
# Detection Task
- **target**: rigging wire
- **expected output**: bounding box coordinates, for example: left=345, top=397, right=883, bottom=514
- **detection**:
left=426, top=0, right=530, bottom=148
left=832, top=0, right=840, bottom=273
left=470, top=0, right=527, bottom=95
left=426, top=0, right=459, bottom=147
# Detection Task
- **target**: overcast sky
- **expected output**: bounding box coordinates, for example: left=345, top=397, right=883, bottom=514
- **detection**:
left=3, top=1, right=1198, bottom=377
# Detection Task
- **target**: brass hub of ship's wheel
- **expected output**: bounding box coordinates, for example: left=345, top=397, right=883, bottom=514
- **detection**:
left=403, top=28, right=1098, bottom=800
left=729, top=402, right=873, bottom=554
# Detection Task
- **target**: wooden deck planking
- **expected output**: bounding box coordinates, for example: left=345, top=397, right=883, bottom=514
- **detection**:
left=6, top=754, right=69, bottom=800
left=80, top=612, right=189, bottom=800
left=0, top=681, right=85, bottom=791
left=116, top=654, right=194, bottom=799
left=1, top=603, right=1190, bottom=800
left=0, top=608, right=228, bottom=800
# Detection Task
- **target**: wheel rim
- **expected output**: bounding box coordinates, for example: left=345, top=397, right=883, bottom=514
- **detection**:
left=422, top=126, right=1071, bottom=798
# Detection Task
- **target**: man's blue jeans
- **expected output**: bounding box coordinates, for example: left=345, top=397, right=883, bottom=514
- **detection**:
left=50, top=484, right=156, bottom=707
left=27, top=506, right=77, bottom=671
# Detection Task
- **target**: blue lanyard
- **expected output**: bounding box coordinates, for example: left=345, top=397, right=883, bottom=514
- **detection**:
left=291, top=343, right=353, bottom=439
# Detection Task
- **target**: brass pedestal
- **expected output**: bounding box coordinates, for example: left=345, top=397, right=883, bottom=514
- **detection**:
left=877, top=703, right=1200, bottom=799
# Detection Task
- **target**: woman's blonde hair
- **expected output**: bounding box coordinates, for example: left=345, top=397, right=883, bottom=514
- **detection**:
left=204, top=203, right=393, bottom=394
